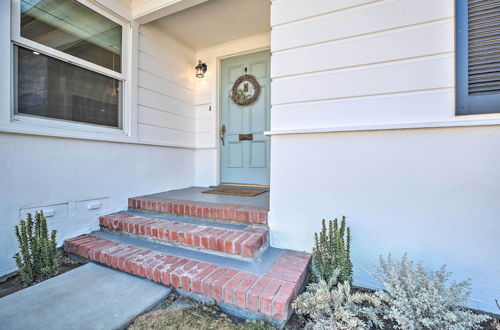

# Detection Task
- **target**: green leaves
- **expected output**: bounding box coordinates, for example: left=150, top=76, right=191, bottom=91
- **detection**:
left=312, top=217, right=353, bottom=285
left=13, top=211, right=59, bottom=285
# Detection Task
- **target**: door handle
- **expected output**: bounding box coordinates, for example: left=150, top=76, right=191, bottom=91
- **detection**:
left=220, top=124, right=226, bottom=146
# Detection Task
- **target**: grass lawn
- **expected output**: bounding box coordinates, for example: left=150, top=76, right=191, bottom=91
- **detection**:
left=127, top=295, right=276, bottom=330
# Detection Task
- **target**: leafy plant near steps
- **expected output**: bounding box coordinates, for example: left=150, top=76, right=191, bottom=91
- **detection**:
left=373, top=254, right=490, bottom=330
left=492, top=300, right=500, bottom=330
left=293, top=268, right=382, bottom=330
left=14, top=211, right=59, bottom=285
left=312, top=217, right=353, bottom=284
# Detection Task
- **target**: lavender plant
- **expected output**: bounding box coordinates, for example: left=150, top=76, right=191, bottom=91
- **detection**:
left=293, top=269, right=382, bottom=330
left=374, top=254, right=490, bottom=330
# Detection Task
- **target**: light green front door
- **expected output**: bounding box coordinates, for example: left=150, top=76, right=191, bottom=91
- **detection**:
left=220, top=50, right=271, bottom=185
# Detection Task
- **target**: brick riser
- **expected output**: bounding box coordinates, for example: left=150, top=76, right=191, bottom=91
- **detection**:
left=128, top=197, right=268, bottom=225
left=64, top=235, right=310, bottom=322
left=100, top=213, right=268, bottom=259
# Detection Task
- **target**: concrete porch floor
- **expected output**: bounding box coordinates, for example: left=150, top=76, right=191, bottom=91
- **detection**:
left=141, top=187, right=270, bottom=209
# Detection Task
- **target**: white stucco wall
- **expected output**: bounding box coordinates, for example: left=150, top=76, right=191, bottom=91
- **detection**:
left=0, top=1, right=198, bottom=277
left=0, top=133, right=195, bottom=276
left=269, top=0, right=500, bottom=313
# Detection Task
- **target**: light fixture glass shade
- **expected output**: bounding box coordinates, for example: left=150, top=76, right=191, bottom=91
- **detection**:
left=195, top=60, right=207, bottom=78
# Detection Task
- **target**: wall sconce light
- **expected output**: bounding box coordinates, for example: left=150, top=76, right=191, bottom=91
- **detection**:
left=195, top=60, right=207, bottom=78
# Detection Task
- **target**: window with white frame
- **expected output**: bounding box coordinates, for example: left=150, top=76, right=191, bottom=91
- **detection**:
left=12, top=0, right=126, bottom=129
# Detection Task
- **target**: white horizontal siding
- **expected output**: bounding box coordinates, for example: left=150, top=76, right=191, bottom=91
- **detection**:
left=138, top=106, right=193, bottom=132
left=138, top=70, right=195, bottom=104
left=138, top=87, right=194, bottom=118
left=138, top=123, right=194, bottom=146
left=271, top=20, right=454, bottom=78
left=272, top=0, right=453, bottom=52
left=270, top=0, right=455, bottom=130
left=271, top=0, right=377, bottom=27
left=137, top=24, right=196, bottom=146
left=271, top=90, right=454, bottom=129
left=194, top=104, right=214, bottom=147
left=272, top=55, right=453, bottom=105
left=138, top=51, right=194, bottom=91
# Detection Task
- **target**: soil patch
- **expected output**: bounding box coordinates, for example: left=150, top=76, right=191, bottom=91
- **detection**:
left=0, top=249, right=82, bottom=299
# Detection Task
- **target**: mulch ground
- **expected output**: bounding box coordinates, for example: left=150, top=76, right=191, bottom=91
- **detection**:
left=0, top=250, right=82, bottom=299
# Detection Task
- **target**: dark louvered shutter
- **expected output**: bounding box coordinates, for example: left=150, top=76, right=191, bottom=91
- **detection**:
left=456, top=0, right=500, bottom=115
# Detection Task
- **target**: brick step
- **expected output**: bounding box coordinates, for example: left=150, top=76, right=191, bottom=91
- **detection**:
left=128, top=196, right=268, bottom=225
left=100, top=212, right=268, bottom=259
left=64, top=234, right=310, bottom=326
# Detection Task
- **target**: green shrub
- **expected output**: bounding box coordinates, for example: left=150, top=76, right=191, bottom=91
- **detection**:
left=374, top=254, right=490, bottom=330
left=312, top=217, right=353, bottom=284
left=293, top=268, right=382, bottom=329
left=14, top=211, right=59, bottom=285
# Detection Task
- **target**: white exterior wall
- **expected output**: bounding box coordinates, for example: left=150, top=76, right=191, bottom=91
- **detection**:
left=269, top=0, right=500, bottom=313
left=0, top=1, right=198, bottom=277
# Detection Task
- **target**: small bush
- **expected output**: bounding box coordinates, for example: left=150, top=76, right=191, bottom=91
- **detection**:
left=374, top=254, right=490, bottom=330
left=293, top=269, right=382, bottom=330
left=14, top=211, right=59, bottom=285
left=312, top=217, right=353, bottom=284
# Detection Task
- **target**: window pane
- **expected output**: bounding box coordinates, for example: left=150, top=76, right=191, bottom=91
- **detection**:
left=21, top=0, right=122, bottom=72
left=16, top=46, right=122, bottom=128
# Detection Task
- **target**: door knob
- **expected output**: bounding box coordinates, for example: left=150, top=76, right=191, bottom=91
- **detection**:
left=220, top=124, right=226, bottom=146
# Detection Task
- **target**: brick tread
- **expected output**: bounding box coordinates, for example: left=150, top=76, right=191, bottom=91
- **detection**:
left=64, top=234, right=310, bottom=321
left=100, top=213, right=268, bottom=259
left=128, top=197, right=268, bottom=225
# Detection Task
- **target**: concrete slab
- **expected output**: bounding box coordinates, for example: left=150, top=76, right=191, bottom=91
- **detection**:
left=141, top=187, right=270, bottom=209
left=0, top=263, right=171, bottom=330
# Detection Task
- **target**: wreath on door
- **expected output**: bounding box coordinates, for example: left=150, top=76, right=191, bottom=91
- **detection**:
left=230, top=74, right=260, bottom=106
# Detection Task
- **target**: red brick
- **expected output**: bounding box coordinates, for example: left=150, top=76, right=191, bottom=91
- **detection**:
left=246, top=276, right=272, bottom=312
left=170, top=260, right=198, bottom=288
left=233, top=233, right=251, bottom=256
left=266, top=264, right=303, bottom=283
left=212, top=269, right=238, bottom=300
left=192, top=265, right=218, bottom=293
left=223, top=272, right=249, bottom=304
left=272, top=281, right=296, bottom=319
left=242, top=234, right=263, bottom=258
left=201, top=268, right=228, bottom=296
left=152, top=256, right=178, bottom=282
left=181, top=262, right=210, bottom=290
left=160, top=258, right=188, bottom=286
left=258, top=212, right=266, bottom=224
left=225, top=232, right=245, bottom=254
left=260, top=279, right=284, bottom=316
left=200, top=228, right=217, bottom=249
left=216, top=231, right=234, bottom=252
left=208, top=229, right=226, bottom=250
left=234, top=274, right=259, bottom=308
left=209, top=207, right=217, bottom=218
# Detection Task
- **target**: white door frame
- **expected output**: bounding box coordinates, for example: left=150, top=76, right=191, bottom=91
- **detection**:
left=214, top=47, right=271, bottom=186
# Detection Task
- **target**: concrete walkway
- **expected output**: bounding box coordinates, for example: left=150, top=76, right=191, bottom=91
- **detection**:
left=0, top=263, right=171, bottom=330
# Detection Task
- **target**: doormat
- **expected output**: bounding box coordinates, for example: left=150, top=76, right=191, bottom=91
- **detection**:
left=202, top=188, right=267, bottom=197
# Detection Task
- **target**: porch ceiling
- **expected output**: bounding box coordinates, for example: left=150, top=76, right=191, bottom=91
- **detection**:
left=151, top=0, right=270, bottom=51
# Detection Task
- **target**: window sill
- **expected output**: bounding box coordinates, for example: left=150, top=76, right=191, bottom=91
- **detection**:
left=0, top=121, right=203, bottom=149
left=264, top=118, right=500, bottom=136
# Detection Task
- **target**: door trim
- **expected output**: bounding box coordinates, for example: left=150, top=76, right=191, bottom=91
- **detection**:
left=215, top=47, right=271, bottom=186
